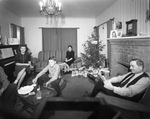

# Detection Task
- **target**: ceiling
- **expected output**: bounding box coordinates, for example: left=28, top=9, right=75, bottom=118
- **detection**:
left=0, top=0, right=116, bottom=18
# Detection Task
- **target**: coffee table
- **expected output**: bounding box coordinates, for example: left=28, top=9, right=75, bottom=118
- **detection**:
left=18, top=85, right=57, bottom=113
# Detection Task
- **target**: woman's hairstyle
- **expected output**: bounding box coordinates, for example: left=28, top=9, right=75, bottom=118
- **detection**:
left=17, top=44, right=29, bottom=53
left=130, top=58, right=144, bottom=69
left=68, top=45, right=73, bottom=49
left=49, top=56, right=56, bottom=61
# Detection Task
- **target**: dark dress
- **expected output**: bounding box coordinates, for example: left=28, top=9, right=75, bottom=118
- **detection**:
left=15, top=52, right=31, bottom=64
left=14, top=52, right=31, bottom=77
left=65, top=50, right=75, bottom=66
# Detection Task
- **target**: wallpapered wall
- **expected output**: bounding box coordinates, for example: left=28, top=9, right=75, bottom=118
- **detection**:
left=0, top=5, right=21, bottom=44
left=96, top=0, right=150, bottom=36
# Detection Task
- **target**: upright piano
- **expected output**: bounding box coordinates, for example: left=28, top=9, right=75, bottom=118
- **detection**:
left=0, top=45, right=19, bottom=83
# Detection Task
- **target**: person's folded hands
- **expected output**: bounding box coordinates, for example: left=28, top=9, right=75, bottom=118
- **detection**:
left=98, top=74, right=106, bottom=82
left=65, top=59, right=68, bottom=62
left=32, top=78, right=37, bottom=84
left=30, top=65, right=34, bottom=69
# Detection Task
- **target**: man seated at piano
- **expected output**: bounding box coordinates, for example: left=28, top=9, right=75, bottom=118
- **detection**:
left=14, top=44, right=33, bottom=80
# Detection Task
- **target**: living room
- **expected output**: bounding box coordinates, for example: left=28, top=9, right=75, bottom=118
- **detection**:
left=0, top=0, right=150, bottom=119
left=0, top=0, right=149, bottom=58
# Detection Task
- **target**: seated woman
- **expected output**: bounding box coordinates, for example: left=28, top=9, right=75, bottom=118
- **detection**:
left=64, top=45, right=75, bottom=66
left=32, top=56, right=62, bottom=96
left=14, top=44, right=33, bottom=78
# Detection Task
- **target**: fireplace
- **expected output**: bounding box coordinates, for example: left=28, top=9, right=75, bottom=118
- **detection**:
left=108, top=36, right=150, bottom=76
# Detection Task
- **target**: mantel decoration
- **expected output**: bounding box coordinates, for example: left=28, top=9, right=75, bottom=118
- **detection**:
left=110, top=18, right=122, bottom=38
left=39, top=0, right=65, bottom=25
left=126, top=19, right=137, bottom=36
left=81, top=28, right=105, bottom=68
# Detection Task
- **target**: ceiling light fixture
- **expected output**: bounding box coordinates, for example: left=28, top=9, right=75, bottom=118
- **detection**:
left=39, top=0, right=64, bottom=25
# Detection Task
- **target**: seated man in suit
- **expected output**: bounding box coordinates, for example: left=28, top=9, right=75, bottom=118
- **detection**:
left=0, top=66, right=26, bottom=108
left=91, top=58, right=150, bottom=102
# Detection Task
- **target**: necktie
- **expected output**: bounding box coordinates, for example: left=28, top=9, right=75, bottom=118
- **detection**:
left=120, top=73, right=135, bottom=87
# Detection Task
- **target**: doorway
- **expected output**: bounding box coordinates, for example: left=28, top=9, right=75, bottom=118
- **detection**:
left=99, top=23, right=107, bottom=58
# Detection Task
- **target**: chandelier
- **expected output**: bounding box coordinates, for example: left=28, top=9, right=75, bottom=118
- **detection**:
left=39, top=0, right=64, bottom=25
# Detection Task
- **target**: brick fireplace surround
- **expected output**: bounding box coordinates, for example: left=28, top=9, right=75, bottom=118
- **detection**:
left=108, top=36, right=150, bottom=77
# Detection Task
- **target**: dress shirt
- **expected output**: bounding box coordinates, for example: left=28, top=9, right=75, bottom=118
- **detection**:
left=36, top=63, right=61, bottom=82
left=108, top=72, right=150, bottom=97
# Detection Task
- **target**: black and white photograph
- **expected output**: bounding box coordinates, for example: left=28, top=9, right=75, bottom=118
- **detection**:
left=0, top=0, right=150, bottom=119
left=110, top=30, right=118, bottom=38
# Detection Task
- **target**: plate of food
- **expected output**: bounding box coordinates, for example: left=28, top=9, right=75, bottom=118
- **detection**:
left=18, top=85, right=34, bottom=95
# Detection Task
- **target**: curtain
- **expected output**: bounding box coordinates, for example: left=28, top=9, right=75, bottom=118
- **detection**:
left=59, top=28, right=77, bottom=59
left=20, top=27, right=25, bottom=44
left=42, top=28, right=77, bottom=59
left=42, top=28, right=58, bottom=51
left=10, top=24, right=25, bottom=44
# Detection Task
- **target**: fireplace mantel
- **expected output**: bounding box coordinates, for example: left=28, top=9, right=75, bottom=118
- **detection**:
left=108, top=36, right=150, bottom=40
left=108, top=36, right=150, bottom=76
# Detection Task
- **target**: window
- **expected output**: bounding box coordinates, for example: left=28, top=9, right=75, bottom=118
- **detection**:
left=10, top=23, right=25, bottom=44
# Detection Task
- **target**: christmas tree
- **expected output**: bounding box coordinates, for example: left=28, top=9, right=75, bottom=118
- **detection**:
left=81, top=28, right=105, bottom=68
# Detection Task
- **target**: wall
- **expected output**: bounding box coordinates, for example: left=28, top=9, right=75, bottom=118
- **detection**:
left=0, top=5, right=21, bottom=44
left=96, top=0, right=150, bottom=36
left=22, top=17, right=95, bottom=57
left=108, top=36, right=150, bottom=77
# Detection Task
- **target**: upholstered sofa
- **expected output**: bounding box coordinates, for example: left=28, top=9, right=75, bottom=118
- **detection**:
left=33, top=51, right=82, bottom=73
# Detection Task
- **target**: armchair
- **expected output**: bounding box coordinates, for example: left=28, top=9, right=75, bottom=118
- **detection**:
left=33, top=51, right=63, bottom=73
left=96, top=85, right=150, bottom=119
left=70, top=57, right=82, bottom=69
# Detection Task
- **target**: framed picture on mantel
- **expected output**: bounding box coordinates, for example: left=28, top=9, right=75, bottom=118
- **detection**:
left=126, top=19, right=137, bottom=36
